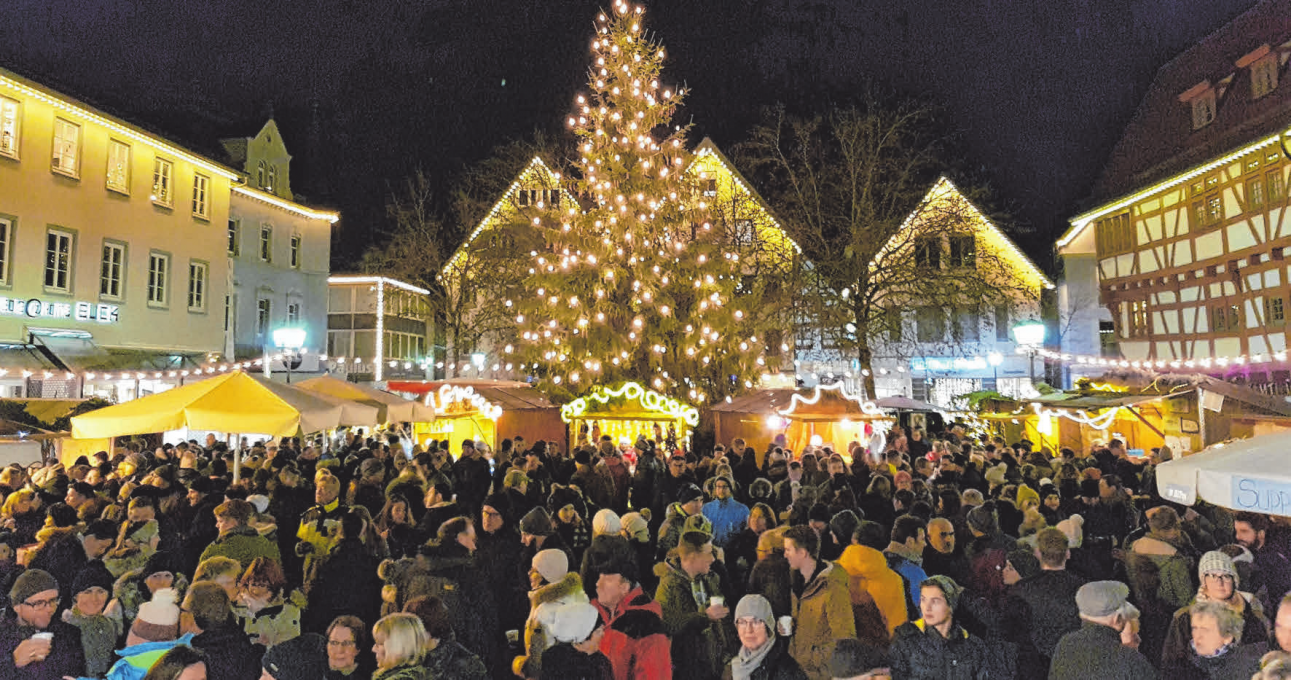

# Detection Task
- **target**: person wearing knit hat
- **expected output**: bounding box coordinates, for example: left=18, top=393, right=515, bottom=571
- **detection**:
left=66, top=565, right=119, bottom=677
left=890, top=575, right=990, bottom=679
left=591, top=508, right=621, bottom=537
left=6, top=568, right=88, bottom=677
left=532, top=549, right=570, bottom=585
left=702, top=475, right=749, bottom=550
left=655, top=483, right=707, bottom=563
left=1015, top=484, right=1041, bottom=511
left=966, top=502, right=998, bottom=537
left=129, top=587, right=181, bottom=644
left=1004, top=548, right=1042, bottom=584
left=984, top=463, right=1007, bottom=488
left=515, top=549, right=589, bottom=679
left=519, top=506, right=556, bottom=540
left=619, top=512, right=650, bottom=543
left=728, top=594, right=805, bottom=680
left=261, top=632, right=328, bottom=680
left=536, top=602, right=614, bottom=680
left=1156, top=548, right=1269, bottom=674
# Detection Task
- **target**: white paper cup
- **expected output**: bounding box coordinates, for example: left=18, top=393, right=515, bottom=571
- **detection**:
left=505, top=630, right=519, bottom=644
left=709, top=596, right=725, bottom=608
left=776, top=616, right=794, bottom=636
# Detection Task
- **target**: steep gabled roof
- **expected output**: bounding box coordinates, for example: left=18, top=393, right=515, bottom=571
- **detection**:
left=441, top=156, right=561, bottom=274
left=872, top=176, right=1054, bottom=290
left=689, top=137, right=803, bottom=254
left=1084, top=0, right=1291, bottom=209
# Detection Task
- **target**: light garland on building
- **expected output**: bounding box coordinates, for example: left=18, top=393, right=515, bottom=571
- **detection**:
left=1035, top=346, right=1282, bottom=372
left=425, top=383, right=503, bottom=420
left=560, top=381, right=700, bottom=426
left=775, top=381, right=883, bottom=417
left=1032, top=401, right=1120, bottom=430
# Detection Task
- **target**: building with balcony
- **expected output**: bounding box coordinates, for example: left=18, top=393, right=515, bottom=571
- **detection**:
left=326, top=275, right=433, bottom=383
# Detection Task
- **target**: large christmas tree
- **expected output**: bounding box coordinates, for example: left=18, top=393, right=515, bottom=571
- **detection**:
left=504, top=1, right=772, bottom=404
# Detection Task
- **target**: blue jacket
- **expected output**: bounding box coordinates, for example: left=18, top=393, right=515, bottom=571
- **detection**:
left=885, top=551, right=929, bottom=612
left=102, top=634, right=196, bottom=680
left=701, top=498, right=750, bottom=548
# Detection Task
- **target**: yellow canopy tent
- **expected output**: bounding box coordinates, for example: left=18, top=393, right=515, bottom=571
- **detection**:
left=295, top=375, right=436, bottom=424
left=71, top=370, right=344, bottom=438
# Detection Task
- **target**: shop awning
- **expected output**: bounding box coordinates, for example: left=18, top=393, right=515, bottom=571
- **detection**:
left=1156, top=433, right=1291, bottom=516
left=296, top=375, right=435, bottom=423
left=71, top=370, right=344, bottom=438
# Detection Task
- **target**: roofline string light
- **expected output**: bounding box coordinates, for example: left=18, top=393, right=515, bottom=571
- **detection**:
left=1033, top=346, right=1279, bottom=372
left=775, top=381, right=883, bottom=417
left=560, top=381, right=700, bottom=426
left=425, top=383, right=503, bottom=420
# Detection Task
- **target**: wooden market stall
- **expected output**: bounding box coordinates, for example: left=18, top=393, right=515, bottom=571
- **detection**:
left=385, top=379, right=564, bottom=454
left=558, top=382, right=700, bottom=451
left=712, top=383, right=888, bottom=464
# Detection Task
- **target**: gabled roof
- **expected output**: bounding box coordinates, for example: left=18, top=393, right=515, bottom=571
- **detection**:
left=441, top=138, right=801, bottom=275
left=1079, top=0, right=1291, bottom=214
left=872, top=176, right=1054, bottom=290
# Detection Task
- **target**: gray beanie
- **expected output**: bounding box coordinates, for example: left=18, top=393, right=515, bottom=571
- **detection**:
left=734, top=594, right=776, bottom=635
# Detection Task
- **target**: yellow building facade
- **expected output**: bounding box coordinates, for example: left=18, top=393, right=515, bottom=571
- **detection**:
left=0, top=67, right=237, bottom=396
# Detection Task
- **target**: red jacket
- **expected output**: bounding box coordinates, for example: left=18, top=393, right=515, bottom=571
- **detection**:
left=593, top=587, right=673, bottom=680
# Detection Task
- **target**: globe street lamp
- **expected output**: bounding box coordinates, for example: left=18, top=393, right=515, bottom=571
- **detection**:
left=1012, top=320, right=1046, bottom=388
left=272, top=328, right=307, bottom=384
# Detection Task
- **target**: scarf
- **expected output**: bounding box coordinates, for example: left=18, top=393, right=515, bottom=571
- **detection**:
left=730, top=637, right=775, bottom=680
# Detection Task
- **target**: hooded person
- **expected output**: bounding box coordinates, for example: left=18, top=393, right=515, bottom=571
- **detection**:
left=837, top=521, right=909, bottom=645
left=515, top=548, right=589, bottom=679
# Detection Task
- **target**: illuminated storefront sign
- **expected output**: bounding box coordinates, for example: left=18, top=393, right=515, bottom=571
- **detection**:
left=910, top=356, right=987, bottom=372
left=425, top=383, right=503, bottom=420
left=0, top=297, right=119, bottom=323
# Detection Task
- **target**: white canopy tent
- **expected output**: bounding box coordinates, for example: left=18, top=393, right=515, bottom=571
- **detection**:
left=1155, top=432, right=1291, bottom=517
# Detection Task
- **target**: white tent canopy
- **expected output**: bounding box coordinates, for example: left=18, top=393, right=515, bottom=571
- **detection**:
left=295, top=375, right=436, bottom=423
left=1155, top=432, right=1291, bottom=516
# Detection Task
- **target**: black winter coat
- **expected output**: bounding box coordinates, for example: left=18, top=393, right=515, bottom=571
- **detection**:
left=889, top=620, right=991, bottom=680
left=304, top=538, right=382, bottom=633
left=721, top=638, right=808, bottom=680
left=1000, top=569, right=1084, bottom=678
left=1049, top=623, right=1159, bottom=680
left=193, top=621, right=264, bottom=680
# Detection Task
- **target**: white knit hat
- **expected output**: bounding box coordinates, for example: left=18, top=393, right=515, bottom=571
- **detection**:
left=246, top=494, right=270, bottom=514
left=532, top=549, right=569, bottom=584
left=592, top=509, right=621, bottom=537
left=548, top=602, right=600, bottom=643
left=131, top=587, right=181, bottom=642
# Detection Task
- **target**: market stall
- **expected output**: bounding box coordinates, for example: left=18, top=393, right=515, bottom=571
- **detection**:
left=559, top=382, right=699, bottom=451
left=712, top=382, right=887, bottom=464
left=1156, top=432, right=1291, bottom=516
left=385, top=379, right=564, bottom=453
left=296, top=375, right=436, bottom=424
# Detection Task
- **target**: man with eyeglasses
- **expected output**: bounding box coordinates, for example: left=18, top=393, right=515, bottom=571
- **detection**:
left=1, top=568, right=85, bottom=679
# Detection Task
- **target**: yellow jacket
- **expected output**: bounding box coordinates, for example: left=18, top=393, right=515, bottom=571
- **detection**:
left=837, top=544, right=909, bottom=635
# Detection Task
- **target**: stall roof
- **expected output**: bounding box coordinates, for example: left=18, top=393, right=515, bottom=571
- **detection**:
left=385, top=380, right=557, bottom=411
left=977, top=375, right=1291, bottom=418
left=712, top=387, right=885, bottom=420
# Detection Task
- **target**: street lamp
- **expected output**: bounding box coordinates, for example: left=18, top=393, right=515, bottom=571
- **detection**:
left=1012, top=320, right=1046, bottom=388
left=471, top=352, right=486, bottom=373
left=272, top=328, right=307, bottom=384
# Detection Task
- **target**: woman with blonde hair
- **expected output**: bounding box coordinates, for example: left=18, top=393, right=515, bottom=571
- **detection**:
left=371, top=613, right=432, bottom=680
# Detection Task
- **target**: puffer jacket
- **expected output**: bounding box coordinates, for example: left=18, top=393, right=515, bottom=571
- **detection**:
left=889, top=619, right=991, bottom=680
left=654, top=557, right=732, bottom=680
left=836, top=544, right=908, bottom=638
left=103, top=634, right=196, bottom=680
left=516, top=572, right=589, bottom=678
left=200, top=525, right=283, bottom=569
left=593, top=586, right=671, bottom=680
left=788, top=561, right=856, bottom=680
left=1128, top=533, right=1195, bottom=610
left=29, top=526, right=86, bottom=601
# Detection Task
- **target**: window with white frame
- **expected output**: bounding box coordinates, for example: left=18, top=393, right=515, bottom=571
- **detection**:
left=147, top=252, right=169, bottom=305
left=106, top=140, right=130, bottom=193
left=1191, top=90, right=1216, bottom=130
left=100, top=242, right=125, bottom=299
left=1253, top=56, right=1279, bottom=99
left=256, top=298, right=271, bottom=336
left=52, top=118, right=79, bottom=176
left=268, top=165, right=277, bottom=194
left=228, top=219, right=239, bottom=256
left=260, top=225, right=272, bottom=262
left=152, top=158, right=174, bottom=206
left=287, top=300, right=301, bottom=324
left=0, top=217, right=10, bottom=284
left=192, top=173, right=210, bottom=219
left=0, top=97, right=20, bottom=158
left=44, top=229, right=73, bottom=291
left=290, top=234, right=301, bottom=268
left=187, top=261, right=207, bottom=311
left=257, top=161, right=266, bottom=189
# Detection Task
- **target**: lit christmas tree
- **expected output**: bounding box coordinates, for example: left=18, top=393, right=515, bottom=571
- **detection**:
left=503, top=1, right=773, bottom=404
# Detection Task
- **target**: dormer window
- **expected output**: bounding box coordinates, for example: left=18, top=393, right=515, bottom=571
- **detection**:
left=267, top=164, right=277, bottom=194
left=514, top=188, right=561, bottom=208
left=257, top=160, right=267, bottom=189
left=1253, top=56, right=1279, bottom=99
left=1179, top=81, right=1216, bottom=130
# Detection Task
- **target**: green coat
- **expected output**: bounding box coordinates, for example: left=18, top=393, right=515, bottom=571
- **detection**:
left=654, top=557, right=732, bottom=680
left=200, top=526, right=283, bottom=568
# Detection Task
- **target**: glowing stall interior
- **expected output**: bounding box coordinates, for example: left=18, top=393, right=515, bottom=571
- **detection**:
left=561, top=382, right=700, bottom=450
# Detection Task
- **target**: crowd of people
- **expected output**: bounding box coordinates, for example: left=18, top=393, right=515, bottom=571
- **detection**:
left=4, top=426, right=1291, bottom=680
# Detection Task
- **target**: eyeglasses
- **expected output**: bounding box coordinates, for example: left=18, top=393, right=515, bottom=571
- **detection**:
left=22, top=596, right=60, bottom=610
left=735, top=618, right=764, bottom=629
left=327, top=640, right=357, bottom=648
left=1204, top=572, right=1235, bottom=582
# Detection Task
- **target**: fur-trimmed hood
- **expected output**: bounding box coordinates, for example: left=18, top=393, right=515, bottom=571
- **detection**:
left=529, top=571, right=585, bottom=608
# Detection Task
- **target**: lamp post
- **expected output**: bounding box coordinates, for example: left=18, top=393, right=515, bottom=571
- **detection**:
left=1012, top=320, right=1046, bottom=390
left=272, top=328, right=307, bottom=384
left=987, top=351, right=1003, bottom=387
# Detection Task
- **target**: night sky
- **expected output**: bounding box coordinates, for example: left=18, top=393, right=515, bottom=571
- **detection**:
left=0, top=0, right=1262, bottom=268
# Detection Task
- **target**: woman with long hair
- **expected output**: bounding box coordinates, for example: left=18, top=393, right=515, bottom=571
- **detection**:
left=376, top=495, right=420, bottom=560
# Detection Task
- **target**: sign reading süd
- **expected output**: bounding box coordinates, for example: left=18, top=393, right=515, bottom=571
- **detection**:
left=0, top=297, right=120, bottom=323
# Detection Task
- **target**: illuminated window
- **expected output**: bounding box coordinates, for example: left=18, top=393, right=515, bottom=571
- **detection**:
left=152, top=158, right=174, bottom=206
left=1126, top=300, right=1149, bottom=338
left=1191, top=90, right=1216, bottom=130
left=256, top=298, right=271, bottom=336
left=0, top=217, right=11, bottom=284
left=188, top=261, right=207, bottom=311
left=1253, top=56, right=1279, bottom=99
left=290, top=234, right=301, bottom=268
left=192, top=173, right=210, bottom=219
left=1192, top=194, right=1224, bottom=229
left=1270, top=170, right=1286, bottom=204
left=1212, top=303, right=1241, bottom=333
left=106, top=140, right=130, bottom=193
left=701, top=178, right=717, bottom=197
left=260, top=225, right=272, bottom=262
left=228, top=218, right=240, bottom=256
left=267, top=164, right=277, bottom=193
left=949, top=236, right=976, bottom=268
left=1266, top=295, right=1285, bottom=327
left=1249, top=177, right=1265, bottom=211
left=147, top=252, right=169, bottom=305
left=0, top=96, right=18, bottom=158
left=52, top=118, right=79, bottom=177
left=257, top=161, right=266, bottom=189
left=44, top=229, right=73, bottom=292
left=100, top=242, right=124, bottom=299
left=733, top=219, right=755, bottom=246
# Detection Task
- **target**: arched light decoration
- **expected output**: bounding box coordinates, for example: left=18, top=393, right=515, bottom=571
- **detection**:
left=776, top=382, right=884, bottom=417
left=560, top=381, right=699, bottom=426
left=1031, top=402, right=1119, bottom=430
left=425, top=384, right=503, bottom=420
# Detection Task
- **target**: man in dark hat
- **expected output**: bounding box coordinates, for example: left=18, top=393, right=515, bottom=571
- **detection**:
left=656, top=483, right=705, bottom=562
left=590, top=556, right=670, bottom=680
left=1, top=569, right=86, bottom=680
